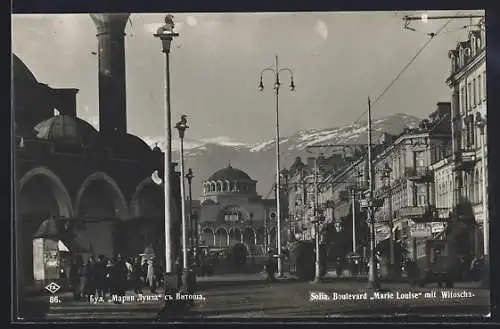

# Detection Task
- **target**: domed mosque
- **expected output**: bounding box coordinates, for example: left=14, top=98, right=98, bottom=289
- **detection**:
left=198, top=163, right=277, bottom=256
left=14, top=14, right=182, bottom=291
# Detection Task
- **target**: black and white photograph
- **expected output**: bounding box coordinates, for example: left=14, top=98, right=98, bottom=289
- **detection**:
left=12, top=10, right=490, bottom=321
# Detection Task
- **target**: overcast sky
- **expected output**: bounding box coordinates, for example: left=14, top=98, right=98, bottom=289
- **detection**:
left=12, top=10, right=484, bottom=143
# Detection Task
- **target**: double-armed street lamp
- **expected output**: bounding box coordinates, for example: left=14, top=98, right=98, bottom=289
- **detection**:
left=175, top=114, right=194, bottom=291
left=258, top=55, right=295, bottom=277
left=154, top=14, right=179, bottom=276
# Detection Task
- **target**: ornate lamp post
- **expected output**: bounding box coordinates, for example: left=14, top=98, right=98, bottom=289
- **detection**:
left=250, top=212, right=255, bottom=265
left=186, top=168, right=194, bottom=251
left=154, top=14, right=179, bottom=275
left=174, top=115, right=194, bottom=291
left=475, top=112, right=488, bottom=286
left=258, top=55, right=295, bottom=277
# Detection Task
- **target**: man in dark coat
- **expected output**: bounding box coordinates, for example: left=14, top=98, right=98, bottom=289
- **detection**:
left=112, top=254, right=128, bottom=298
left=93, top=255, right=106, bottom=298
left=69, top=254, right=83, bottom=300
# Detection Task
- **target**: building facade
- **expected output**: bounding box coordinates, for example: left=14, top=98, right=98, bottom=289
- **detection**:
left=446, top=19, right=487, bottom=257
left=198, top=164, right=276, bottom=255
left=14, top=14, right=182, bottom=288
left=372, top=103, right=452, bottom=258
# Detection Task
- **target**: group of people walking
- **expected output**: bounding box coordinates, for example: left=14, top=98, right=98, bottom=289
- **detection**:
left=68, top=253, right=163, bottom=301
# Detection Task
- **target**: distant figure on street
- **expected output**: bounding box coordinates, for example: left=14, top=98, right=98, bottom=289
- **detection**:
left=132, top=257, right=144, bottom=294
left=81, top=256, right=95, bottom=300
left=94, top=255, right=106, bottom=298
left=69, top=254, right=83, bottom=300
left=112, top=254, right=128, bottom=299
left=265, top=248, right=276, bottom=281
left=146, top=259, right=157, bottom=293
left=105, top=259, right=114, bottom=296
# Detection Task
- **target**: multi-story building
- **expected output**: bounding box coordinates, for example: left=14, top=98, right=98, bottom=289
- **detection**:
left=446, top=19, right=487, bottom=257
left=285, top=154, right=348, bottom=242
left=371, top=102, right=453, bottom=257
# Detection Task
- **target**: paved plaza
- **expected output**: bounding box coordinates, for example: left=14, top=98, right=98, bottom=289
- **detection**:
left=24, top=273, right=489, bottom=321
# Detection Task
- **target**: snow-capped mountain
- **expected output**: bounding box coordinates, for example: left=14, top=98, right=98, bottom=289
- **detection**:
left=142, top=113, right=421, bottom=199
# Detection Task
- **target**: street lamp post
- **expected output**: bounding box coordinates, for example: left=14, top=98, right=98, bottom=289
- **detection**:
left=175, top=115, right=194, bottom=291
left=475, top=112, right=488, bottom=286
left=258, top=55, right=295, bottom=277
left=250, top=212, right=255, bottom=265
left=154, top=14, right=179, bottom=276
left=186, top=168, right=194, bottom=252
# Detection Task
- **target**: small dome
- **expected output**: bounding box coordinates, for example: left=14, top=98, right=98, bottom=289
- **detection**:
left=208, top=164, right=252, bottom=181
left=34, top=115, right=98, bottom=145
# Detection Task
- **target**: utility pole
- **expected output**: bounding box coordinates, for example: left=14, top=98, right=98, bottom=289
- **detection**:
left=351, top=188, right=357, bottom=254
left=313, top=157, right=322, bottom=283
left=367, top=96, right=379, bottom=290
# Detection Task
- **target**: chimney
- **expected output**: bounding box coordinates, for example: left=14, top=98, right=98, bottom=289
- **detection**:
left=90, top=14, right=130, bottom=136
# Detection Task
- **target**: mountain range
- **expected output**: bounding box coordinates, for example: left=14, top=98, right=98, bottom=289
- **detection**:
left=141, top=113, right=421, bottom=200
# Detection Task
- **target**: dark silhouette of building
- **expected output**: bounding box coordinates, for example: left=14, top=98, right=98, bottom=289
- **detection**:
left=13, top=14, right=181, bottom=289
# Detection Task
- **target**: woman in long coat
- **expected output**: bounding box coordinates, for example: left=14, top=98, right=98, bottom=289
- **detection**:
left=146, top=259, right=157, bottom=293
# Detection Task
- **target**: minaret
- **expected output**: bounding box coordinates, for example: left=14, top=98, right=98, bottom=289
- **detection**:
left=90, top=14, right=130, bottom=135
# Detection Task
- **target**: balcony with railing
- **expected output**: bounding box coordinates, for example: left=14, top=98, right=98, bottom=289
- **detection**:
left=397, top=205, right=438, bottom=222
left=404, top=166, right=433, bottom=183
left=454, top=150, right=476, bottom=171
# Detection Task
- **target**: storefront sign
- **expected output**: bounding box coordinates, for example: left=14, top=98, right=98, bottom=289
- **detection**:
left=410, top=223, right=432, bottom=238
left=429, top=222, right=446, bottom=233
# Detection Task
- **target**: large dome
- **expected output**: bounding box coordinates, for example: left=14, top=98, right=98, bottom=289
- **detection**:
left=33, top=115, right=98, bottom=145
left=208, top=164, right=252, bottom=181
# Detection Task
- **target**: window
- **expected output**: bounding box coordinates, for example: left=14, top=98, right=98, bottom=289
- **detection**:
left=414, top=151, right=425, bottom=168
left=461, top=87, right=466, bottom=112
left=467, top=82, right=472, bottom=109
left=478, top=74, right=482, bottom=104
left=483, top=71, right=487, bottom=100
left=473, top=78, right=477, bottom=106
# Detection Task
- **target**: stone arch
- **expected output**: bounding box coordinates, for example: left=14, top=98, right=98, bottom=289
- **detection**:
left=201, top=227, right=215, bottom=247
left=73, top=172, right=129, bottom=259
left=19, top=166, right=74, bottom=218
left=211, top=182, right=216, bottom=192
left=18, top=166, right=74, bottom=284
left=214, top=227, right=228, bottom=248
left=75, top=171, right=128, bottom=220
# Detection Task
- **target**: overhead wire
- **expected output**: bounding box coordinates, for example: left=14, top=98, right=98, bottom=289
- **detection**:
left=351, top=14, right=459, bottom=126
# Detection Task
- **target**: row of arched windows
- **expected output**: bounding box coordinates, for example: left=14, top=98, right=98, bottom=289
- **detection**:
left=203, top=180, right=254, bottom=194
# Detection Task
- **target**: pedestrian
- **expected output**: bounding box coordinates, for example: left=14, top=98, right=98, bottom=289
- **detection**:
left=147, top=259, right=157, bottom=293
left=81, top=256, right=95, bottom=300
left=94, top=255, right=106, bottom=298
left=69, top=254, right=83, bottom=300
left=125, top=257, right=133, bottom=288
left=132, top=257, right=143, bottom=294
left=105, top=259, right=114, bottom=296
left=142, top=258, right=149, bottom=286
left=265, top=249, right=276, bottom=281
left=112, top=254, right=128, bottom=298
